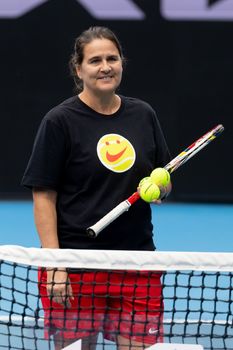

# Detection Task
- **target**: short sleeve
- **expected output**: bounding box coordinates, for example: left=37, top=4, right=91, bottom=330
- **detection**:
left=21, top=116, right=68, bottom=190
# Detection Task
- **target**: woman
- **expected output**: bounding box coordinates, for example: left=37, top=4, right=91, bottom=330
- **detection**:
left=22, top=26, right=171, bottom=350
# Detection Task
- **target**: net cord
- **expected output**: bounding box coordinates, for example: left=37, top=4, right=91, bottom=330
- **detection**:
left=0, top=245, right=233, bottom=271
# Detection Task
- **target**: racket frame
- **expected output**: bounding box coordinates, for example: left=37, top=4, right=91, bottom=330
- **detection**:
left=87, top=124, right=224, bottom=238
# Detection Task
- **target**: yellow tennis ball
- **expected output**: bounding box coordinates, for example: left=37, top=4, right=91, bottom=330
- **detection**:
left=150, top=168, right=170, bottom=187
left=139, top=177, right=151, bottom=187
left=138, top=177, right=160, bottom=203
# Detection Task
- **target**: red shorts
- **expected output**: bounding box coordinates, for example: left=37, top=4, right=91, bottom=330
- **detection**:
left=38, top=269, right=164, bottom=344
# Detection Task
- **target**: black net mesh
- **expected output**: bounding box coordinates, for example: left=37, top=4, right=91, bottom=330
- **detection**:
left=0, top=247, right=233, bottom=350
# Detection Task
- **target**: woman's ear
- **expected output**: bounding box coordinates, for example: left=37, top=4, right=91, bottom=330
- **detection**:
left=76, top=66, right=82, bottom=80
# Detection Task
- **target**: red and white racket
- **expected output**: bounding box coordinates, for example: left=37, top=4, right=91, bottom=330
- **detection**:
left=87, top=124, right=224, bottom=237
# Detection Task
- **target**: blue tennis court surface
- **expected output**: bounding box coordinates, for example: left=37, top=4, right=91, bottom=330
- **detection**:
left=0, top=200, right=232, bottom=252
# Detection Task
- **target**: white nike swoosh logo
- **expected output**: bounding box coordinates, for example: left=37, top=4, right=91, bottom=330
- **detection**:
left=148, top=328, right=159, bottom=334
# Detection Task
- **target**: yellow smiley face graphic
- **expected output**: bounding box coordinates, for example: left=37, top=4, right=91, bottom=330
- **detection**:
left=97, top=134, right=136, bottom=173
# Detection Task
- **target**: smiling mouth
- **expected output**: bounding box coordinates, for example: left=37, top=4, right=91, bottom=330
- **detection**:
left=106, top=147, right=127, bottom=162
left=98, top=76, right=113, bottom=80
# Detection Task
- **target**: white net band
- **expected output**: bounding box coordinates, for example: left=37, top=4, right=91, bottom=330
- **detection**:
left=1, top=245, right=233, bottom=271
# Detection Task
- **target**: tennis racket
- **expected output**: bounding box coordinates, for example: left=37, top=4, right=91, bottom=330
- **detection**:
left=87, top=124, right=224, bottom=238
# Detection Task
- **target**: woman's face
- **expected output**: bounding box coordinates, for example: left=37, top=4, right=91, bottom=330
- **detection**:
left=76, top=38, right=123, bottom=96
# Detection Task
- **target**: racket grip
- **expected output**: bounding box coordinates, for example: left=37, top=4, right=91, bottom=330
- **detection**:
left=86, top=200, right=131, bottom=238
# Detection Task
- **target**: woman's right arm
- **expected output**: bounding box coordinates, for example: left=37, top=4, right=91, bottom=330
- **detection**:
left=33, top=188, right=59, bottom=248
left=33, top=188, right=73, bottom=306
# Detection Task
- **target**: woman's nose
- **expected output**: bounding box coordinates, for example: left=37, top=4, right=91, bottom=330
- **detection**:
left=100, top=60, right=111, bottom=72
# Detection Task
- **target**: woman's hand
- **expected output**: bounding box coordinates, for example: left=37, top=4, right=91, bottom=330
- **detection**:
left=152, top=182, right=172, bottom=204
left=46, top=269, right=74, bottom=308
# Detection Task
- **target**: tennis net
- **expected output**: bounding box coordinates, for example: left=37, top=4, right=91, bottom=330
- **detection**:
left=0, top=245, right=233, bottom=350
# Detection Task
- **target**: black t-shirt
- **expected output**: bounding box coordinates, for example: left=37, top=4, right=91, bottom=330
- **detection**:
left=21, top=95, right=170, bottom=250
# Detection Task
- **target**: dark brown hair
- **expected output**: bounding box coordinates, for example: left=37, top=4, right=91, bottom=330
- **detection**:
left=69, top=26, right=125, bottom=93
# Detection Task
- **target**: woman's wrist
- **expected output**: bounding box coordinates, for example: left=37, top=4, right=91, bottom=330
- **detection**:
left=46, top=267, right=67, bottom=272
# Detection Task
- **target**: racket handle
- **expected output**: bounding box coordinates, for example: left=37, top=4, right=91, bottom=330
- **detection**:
left=87, top=200, right=132, bottom=237
left=87, top=192, right=140, bottom=237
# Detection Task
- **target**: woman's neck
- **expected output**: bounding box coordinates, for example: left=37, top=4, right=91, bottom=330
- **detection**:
left=78, top=91, right=121, bottom=115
